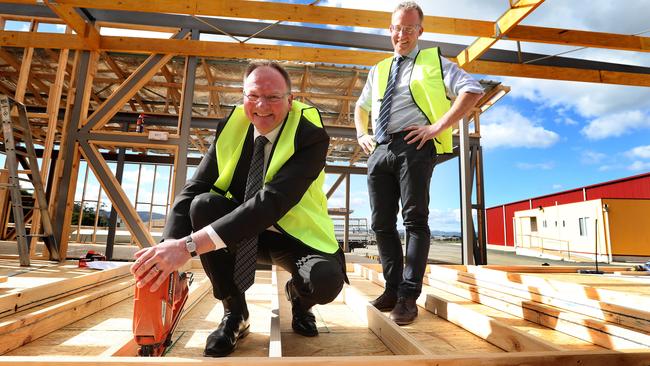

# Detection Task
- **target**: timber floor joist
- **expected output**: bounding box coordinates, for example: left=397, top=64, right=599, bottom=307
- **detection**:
left=1, top=260, right=650, bottom=365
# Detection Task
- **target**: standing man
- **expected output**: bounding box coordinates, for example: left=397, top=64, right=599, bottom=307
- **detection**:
left=131, top=61, right=347, bottom=357
left=355, top=1, right=483, bottom=325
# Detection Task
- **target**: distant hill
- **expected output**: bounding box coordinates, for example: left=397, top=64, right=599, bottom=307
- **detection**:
left=431, top=230, right=461, bottom=237
left=137, top=211, right=166, bottom=222
left=95, top=209, right=166, bottom=223
left=394, top=229, right=461, bottom=238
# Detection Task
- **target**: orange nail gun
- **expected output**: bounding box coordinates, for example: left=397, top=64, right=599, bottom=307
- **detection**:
left=133, top=271, right=193, bottom=356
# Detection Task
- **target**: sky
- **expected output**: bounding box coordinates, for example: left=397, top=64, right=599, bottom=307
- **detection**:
left=318, top=0, right=650, bottom=232
left=4, top=0, right=650, bottom=233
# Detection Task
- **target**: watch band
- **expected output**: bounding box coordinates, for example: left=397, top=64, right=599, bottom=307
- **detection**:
left=185, top=236, right=198, bottom=257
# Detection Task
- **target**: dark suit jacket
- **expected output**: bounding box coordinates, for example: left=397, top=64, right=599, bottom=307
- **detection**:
left=163, top=111, right=330, bottom=248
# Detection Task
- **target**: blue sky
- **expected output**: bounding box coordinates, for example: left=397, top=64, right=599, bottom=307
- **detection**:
left=5, top=1, right=650, bottom=233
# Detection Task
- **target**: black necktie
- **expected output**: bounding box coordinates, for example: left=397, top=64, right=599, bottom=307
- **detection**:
left=233, top=135, right=268, bottom=292
left=375, top=56, right=405, bottom=144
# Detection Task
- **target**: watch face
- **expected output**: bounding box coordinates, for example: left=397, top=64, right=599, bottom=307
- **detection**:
left=186, top=238, right=197, bottom=252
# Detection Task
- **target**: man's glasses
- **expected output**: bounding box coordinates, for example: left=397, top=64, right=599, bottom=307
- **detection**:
left=243, top=92, right=289, bottom=103
left=390, top=24, right=420, bottom=35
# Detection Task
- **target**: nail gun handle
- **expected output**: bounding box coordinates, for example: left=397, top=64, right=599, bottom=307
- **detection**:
left=180, top=271, right=194, bottom=286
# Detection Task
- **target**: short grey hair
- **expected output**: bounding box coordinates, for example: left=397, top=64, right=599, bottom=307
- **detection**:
left=394, top=1, right=424, bottom=23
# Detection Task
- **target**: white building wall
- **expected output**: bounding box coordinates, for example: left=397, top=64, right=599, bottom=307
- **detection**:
left=514, top=199, right=608, bottom=259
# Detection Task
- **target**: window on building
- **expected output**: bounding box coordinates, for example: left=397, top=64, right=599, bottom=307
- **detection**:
left=542, top=220, right=547, bottom=228
left=579, top=217, right=588, bottom=236
left=563, top=220, right=566, bottom=227
left=530, top=217, right=538, bottom=232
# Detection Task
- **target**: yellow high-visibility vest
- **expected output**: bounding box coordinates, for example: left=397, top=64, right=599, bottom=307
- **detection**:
left=372, top=47, right=452, bottom=154
left=212, top=101, right=338, bottom=253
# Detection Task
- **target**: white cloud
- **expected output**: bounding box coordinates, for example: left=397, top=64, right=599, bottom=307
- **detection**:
left=555, top=116, right=578, bottom=126
left=480, top=106, right=559, bottom=149
left=499, top=77, right=650, bottom=118
left=327, top=189, right=369, bottom=209
left=627, top=145, right=650, bottom=159
left=627, top=161, right=650, bottom=171
left=580, top=150, right=606, bottom=165
left=516, top=162, right=554, bottom=170
left=499, top=76, right=650, bottom=141
left=552, top=184, right=563, bottom=190
left=581, top=110, right=650, bottom=140
left=428, top=208, right=461, bottom=232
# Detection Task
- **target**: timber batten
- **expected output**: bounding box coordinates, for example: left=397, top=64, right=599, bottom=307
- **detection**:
left=1, top=261, right=649, bottom=364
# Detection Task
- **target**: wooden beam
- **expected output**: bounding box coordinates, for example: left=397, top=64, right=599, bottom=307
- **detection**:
left=427, top=265, right=650, bottom=348
left=268, top=268, right=282, bottom=358
left=457, top=0, right=544, bottom=67
left=84, top=53, right=175, bottom=131
left=0, top=47, right=47, bottom=105
left=356, top=264, right=562, bottom=353
left=335, top=70, right=358, bottom=124
left=0, top=276, right=134, bottom=355
left=101, top=51, right=151, bottom=112
left=462, top=59, right=650, bottom=87
left=13, top=20, right=36, bottom=103
left=422, top=288, right=563, bottom=352
left=425, top=270, right=650, bottom=350
left=464, top=265, right=650, bottom=308
left=78, top=140, right=156, bottom=248
left=28, top=36, right=71, bottom=259
left=0, top=264, right=130, bottom=317
left=43, top=0, right=100, bottom=49
left=2, top=32, right=649, bottom=87
left=342, top=283, right=433, bottom=355
left=201, top=59, right=223, bottom=117
left=161, top=64, right=181, bottom=114
left=0, top=30, right=85, bottom=49
left=507, top=24, right=650, bottom=52
left=49, top=50, right=97, bottom=260
left=2, top=351, right=650, bottom=365
left=50, top=0, right=650, bottom=53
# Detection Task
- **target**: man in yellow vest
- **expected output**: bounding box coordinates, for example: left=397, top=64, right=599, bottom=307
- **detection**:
left=131, top=61, right=347, bottom=357
left=355, top=1, right=483, bottom=325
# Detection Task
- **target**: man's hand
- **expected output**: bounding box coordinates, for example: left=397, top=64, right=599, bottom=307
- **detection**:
left=357, top=134, right=376, bottom=154
left=130, top=238, right=191, bottom=292
left=404, top=123, right=444, bottom=150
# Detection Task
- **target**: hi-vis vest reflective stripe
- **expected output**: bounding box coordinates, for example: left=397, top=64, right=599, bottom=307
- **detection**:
left=211, top=101, right=338, bottom=254
left=372, top=47, right=452, bottom=154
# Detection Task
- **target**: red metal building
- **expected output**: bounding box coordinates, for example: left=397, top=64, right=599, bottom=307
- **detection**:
left=486, top=172, right=650, bottom=246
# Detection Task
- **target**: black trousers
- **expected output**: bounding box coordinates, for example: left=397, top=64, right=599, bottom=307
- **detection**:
left=190, top=192, right=346, bottom=310
left=367, top=132, right=436, bottom=298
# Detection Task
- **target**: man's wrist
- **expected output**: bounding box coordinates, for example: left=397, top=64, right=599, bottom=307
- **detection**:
left=184, top=235, right=198, bottom=257
left=356, top=132, right=367, bottom=139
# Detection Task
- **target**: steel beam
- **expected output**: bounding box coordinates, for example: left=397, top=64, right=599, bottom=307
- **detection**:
left=51, top=50, right=90, bottom=256
left=173, top=29, right=198, bottom=200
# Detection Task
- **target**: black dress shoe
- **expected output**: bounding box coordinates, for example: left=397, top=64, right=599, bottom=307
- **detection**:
left=291, top=307, right=318, bottom=337
left=203, top=313, right=250, bottom=357
left=370, top=290, right=397, bottom=311
left=389, top=296, right=418, bottom=325
left=285, top=280, right=318, bottom=337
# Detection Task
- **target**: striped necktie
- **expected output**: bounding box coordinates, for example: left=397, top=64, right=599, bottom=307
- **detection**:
left=374, top=56, right=405, bottom=144
left=233, top=135, right=268, bottom=293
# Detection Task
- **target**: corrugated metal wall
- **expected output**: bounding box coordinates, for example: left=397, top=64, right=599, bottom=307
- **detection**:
left=486, top=172, right=650, bottom=246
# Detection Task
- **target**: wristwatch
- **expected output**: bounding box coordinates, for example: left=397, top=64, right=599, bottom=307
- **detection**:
left=185, top=236, right=198, bottom=257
